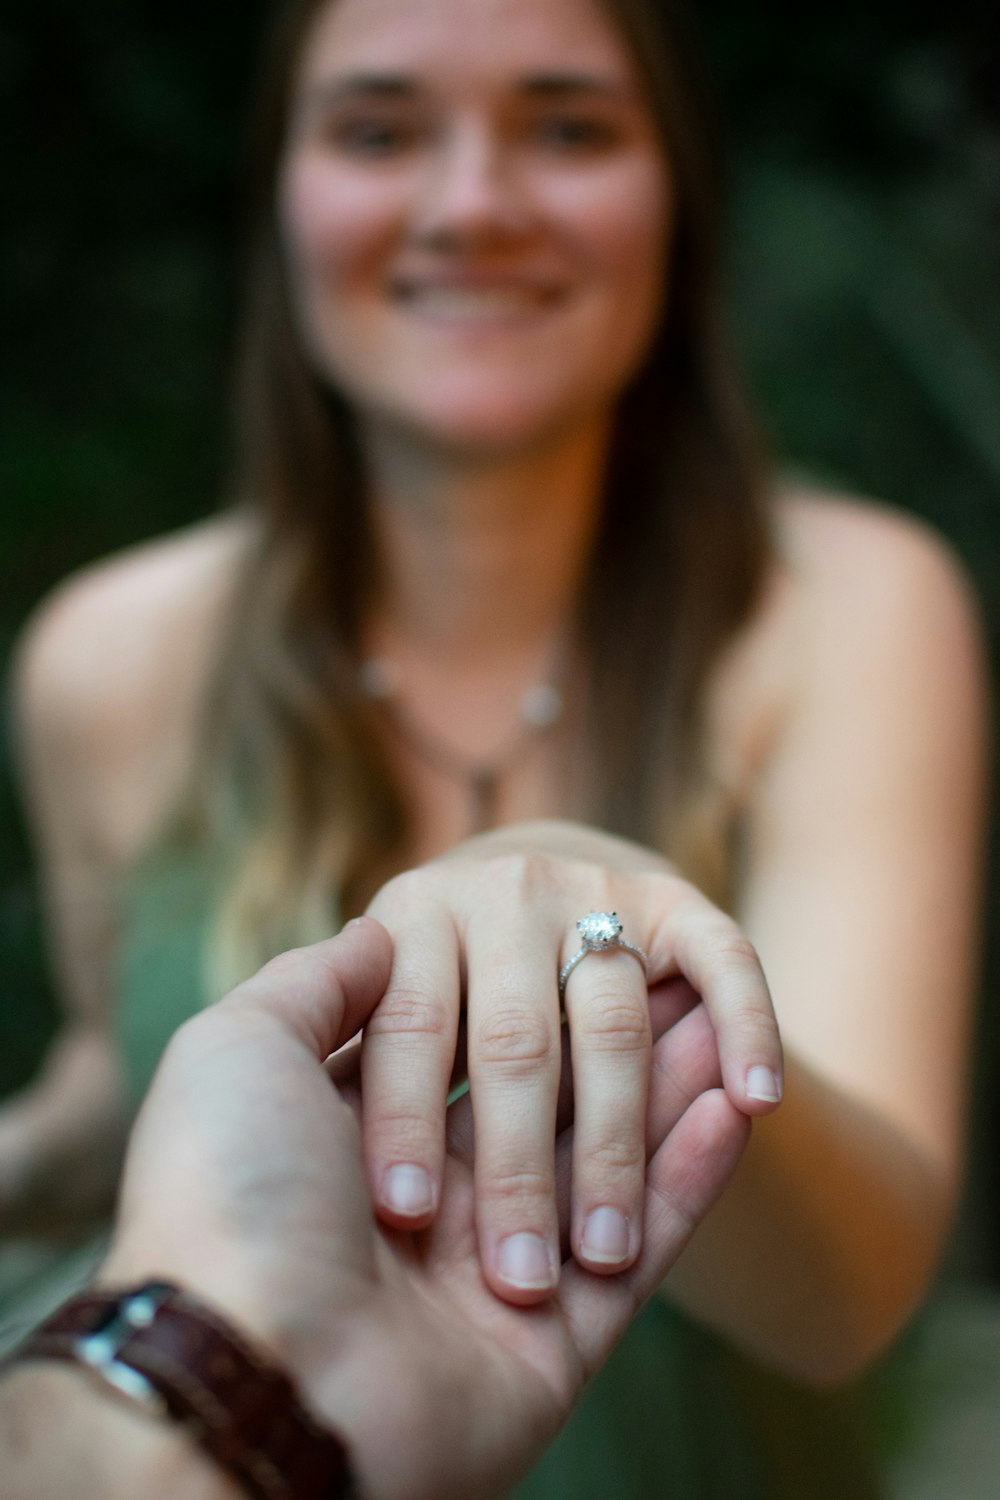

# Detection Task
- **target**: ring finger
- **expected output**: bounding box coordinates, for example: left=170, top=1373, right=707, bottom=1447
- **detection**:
left=560, top=914, right=652, bottom=1273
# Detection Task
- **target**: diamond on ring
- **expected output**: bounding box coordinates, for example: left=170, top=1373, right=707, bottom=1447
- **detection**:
left=558, top=911, right=649, bottom=999
left=577, top=911, right=624, bottom=947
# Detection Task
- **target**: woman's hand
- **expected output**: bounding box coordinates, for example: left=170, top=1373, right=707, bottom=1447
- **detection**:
left=98, top=920, right=749, bottom=1500
left=363, top=819, right=782, bottom=1303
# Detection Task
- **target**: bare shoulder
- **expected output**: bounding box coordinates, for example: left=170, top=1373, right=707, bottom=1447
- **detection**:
left=775, top=485, right=983, bottom=648
left=13, top=510, right=252, bottom=731
left=709, top=484, right=988, bottom=819
left=766, top=482, right=988, bottom=783
left=11, top=511, right=254, bottom=864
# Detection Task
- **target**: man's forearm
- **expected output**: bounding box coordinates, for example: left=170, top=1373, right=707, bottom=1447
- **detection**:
left=1, top=1364, right=240, bottom=1500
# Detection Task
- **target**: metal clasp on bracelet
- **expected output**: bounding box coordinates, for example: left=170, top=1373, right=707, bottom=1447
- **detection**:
left=74, top=1285, right=173, bottom=1415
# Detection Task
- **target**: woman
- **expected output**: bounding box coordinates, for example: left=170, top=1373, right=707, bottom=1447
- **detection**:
left=1, top=0, right=987, bottom=1491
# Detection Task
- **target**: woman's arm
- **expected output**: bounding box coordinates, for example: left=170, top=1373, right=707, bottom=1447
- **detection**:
left=666, top=500, right=989, bottom=1383
left=1, top=578, right=133, bottom=1232
left=2, top=523, right=241, bottom=1233
left=357, top=499, right=987, bottom=1383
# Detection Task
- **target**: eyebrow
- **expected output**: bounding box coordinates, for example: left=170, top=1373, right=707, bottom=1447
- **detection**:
left=299, top=71, right=633, bottom=110
left=519, top=74, right=632, bottom=99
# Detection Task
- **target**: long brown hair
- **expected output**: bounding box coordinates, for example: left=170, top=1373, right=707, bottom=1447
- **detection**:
left=192, top=0, right=771, bottom=991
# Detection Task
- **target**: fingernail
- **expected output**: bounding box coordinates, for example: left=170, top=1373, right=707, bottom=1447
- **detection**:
left=382, top=1163, right=434, bottom=1217
left=746, top=1065, right=782, bottom=1103
left=497, top=1233, right=557, bottom=1289
left=581, top=1207, right=631, bottom=1265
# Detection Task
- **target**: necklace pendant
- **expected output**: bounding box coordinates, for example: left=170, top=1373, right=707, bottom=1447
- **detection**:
left=469, top=769, right=501, bottom=834
left=358, top=653, right=566, bottom=836
left=520, top=682, right=563, bottom=728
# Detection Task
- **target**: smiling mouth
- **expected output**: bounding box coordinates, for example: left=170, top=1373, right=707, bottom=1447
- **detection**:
left=392, top=284, right=563, bottom=320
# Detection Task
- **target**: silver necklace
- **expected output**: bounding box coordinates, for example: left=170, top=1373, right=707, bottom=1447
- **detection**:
left=359, top=656, right=564, bottom=834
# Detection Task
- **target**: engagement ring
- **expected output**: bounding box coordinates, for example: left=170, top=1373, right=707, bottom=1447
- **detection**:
left=558, top=911, right=648, bottom=1000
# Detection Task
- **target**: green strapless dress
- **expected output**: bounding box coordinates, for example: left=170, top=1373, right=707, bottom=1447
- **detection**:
left=107, top=852, right=889, bottom=1499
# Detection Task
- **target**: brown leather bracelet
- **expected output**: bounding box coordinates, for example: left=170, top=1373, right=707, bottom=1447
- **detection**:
left=0, top=1281, right=357, bottom=1500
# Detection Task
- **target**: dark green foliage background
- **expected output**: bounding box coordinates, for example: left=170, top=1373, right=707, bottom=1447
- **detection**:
left=2, top=1, right=998, bottom=1269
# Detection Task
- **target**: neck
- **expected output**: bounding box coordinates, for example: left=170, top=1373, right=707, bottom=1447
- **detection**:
left=361, top=418, right=612, bottom=666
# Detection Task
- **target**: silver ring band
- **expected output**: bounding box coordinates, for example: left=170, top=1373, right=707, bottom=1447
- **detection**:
left=558, top=911, right=648, bottom=1000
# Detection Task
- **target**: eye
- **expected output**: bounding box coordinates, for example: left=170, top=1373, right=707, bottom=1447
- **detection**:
left=325, top=115, right=419, bottom=156
left=533, top=114, right=621, bottom=152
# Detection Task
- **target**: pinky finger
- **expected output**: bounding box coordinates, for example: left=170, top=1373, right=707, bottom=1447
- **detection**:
left=662, top=903, right=783, bottom=1116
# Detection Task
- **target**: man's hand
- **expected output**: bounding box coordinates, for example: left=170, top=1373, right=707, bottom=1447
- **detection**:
left=100, top=918, right=748, bottom=1500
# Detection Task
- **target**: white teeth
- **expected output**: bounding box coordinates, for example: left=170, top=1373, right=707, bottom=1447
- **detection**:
left=401, top=287, right=545, bottom=316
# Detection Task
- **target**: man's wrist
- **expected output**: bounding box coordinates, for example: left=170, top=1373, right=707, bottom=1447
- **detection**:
left=13, top=1276, right=361, bottom=1500
left=0, top=1363, right=240, bottom=1500
left=97, top=1241, right=340, bottom=1417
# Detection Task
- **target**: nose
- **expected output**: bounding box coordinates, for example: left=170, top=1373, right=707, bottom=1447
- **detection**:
left=409, top=123, right=533, bottom=248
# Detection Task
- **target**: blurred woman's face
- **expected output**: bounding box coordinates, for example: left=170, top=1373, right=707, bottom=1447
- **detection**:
left=279, top=0, right=672, bottom=456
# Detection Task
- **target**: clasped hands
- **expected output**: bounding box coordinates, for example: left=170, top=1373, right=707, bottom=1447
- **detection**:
left=104, top=821, right=782, bottom=1500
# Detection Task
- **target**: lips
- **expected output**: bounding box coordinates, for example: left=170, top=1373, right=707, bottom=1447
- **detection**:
left=390, top=277, right=565, bottom=321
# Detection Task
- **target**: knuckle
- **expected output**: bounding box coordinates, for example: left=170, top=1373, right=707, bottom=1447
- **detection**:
left=368, top=866, right=447, bottom=920
left=661, top=884, right=709, bottom=925
left=474, top=1010, right=554, bottom=1070
left=474, top=850, right=555, bottom=900
left=640, top=868, right=686, bottom=909
left=584, top=1133, right=646, bottom=1179
left=708, top=925, right=762, bottom=972
left=738, top=1009, right=782, bottom=1055
left=575, top=997, right=650, bottom=1053
left=365, top=985, right=452, bottom=1042
left=649, top=1175, right=699, bottom=1242
left=366, top=867, right=419, bottom=915
left=480, top=1160, right=554, bottom=1209
left=651, top=1019, right=718, bottom=1103
left=651, top=1049, right=700, bottom=1110
left=367, top=1105, right=437, bottom=1152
